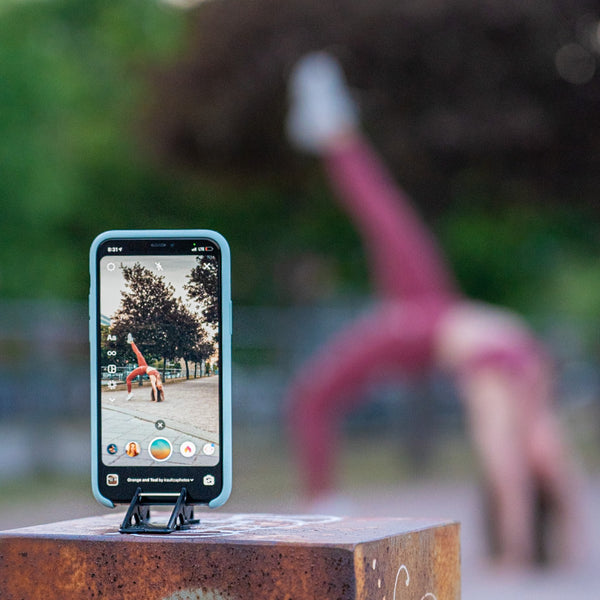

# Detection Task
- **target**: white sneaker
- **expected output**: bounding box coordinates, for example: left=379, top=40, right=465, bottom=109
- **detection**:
left=126, top=333, right=133, bottom=344
left=286, top=52, right=359, bottom=153
left=127, top=393, right=133, bottom=401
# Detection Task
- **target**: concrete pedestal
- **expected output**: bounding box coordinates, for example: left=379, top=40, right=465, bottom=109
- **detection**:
left=0, top=512, right=460, bottom=599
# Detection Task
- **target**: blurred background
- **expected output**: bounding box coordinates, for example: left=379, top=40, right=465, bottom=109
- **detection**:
left=1, top=0, right=599, bottom=597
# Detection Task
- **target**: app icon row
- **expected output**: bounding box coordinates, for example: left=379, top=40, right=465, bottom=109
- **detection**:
left=107, top=439, right=216, bottom=461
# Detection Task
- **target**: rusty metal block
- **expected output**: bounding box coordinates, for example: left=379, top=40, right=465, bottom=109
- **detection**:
left=0, top=513, right=460, bottom=599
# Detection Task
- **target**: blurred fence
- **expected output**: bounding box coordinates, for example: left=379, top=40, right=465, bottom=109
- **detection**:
left=0, top=300, right=598, bottom=477
left=0, top=301, right=89, bottom=421
left=1, top=299, right=599, bottom=421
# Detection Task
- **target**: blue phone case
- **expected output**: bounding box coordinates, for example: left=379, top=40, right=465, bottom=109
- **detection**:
left=89, top=230, right=232, bottom=508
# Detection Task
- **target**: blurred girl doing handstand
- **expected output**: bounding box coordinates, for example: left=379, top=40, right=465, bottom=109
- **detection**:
left=286, top=52, right=580, bottom=566
left=126, top=335, right=165, bottom=402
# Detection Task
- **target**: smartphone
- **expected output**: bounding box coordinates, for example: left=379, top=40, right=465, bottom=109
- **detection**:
left=89, top=230, right=231, bottom=508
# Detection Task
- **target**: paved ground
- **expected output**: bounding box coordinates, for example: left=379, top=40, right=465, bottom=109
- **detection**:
left=101, top=376, right=220, bottom=466
left=330, top=479, right=600, bottom=600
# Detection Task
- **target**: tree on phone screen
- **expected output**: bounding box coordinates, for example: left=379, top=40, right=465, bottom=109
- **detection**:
left=185, top=256, right=219, bottom=331
left=109, top=263, right=213, bottom=379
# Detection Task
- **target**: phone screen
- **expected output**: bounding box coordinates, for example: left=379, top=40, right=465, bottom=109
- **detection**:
left=91, top=233, right=231, bottom=506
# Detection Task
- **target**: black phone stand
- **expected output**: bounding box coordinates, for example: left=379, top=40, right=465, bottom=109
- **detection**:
left=119, top=487, right=200, bottom=534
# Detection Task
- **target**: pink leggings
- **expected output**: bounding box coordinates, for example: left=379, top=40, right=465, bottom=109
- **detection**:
left=287, top=135, right=463, bottom=496
left=126, top=342, right=150, bottom=393
left=130, top=342, right=148, bottom=368
left=285, top=134, right=577, bottom=567
left=324, top=136, right=459, bottom=303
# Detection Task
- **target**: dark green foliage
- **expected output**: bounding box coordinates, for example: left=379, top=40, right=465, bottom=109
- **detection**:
left=0, top=0, right=186, bottom=300
left=0, top=0, right=599, bottom=322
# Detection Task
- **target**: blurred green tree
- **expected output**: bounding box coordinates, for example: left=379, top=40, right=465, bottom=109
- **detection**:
left=0, top=0, right=186, bottom=300
left=0, top=0, right=598, bottom=326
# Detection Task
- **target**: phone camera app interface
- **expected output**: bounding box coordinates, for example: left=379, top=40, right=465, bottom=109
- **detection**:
left=99, top=247, right=221, bottom=469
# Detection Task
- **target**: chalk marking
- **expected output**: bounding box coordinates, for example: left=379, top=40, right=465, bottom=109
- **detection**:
left=393, top=564, right=410, bottom=599
left=392, top=564, right=437, bottom=600
left=162, top=590, right=233, bottom=600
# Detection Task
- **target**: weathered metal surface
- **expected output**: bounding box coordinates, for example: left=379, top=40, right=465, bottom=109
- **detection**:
left=0, top=513, right=460, bottom=599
